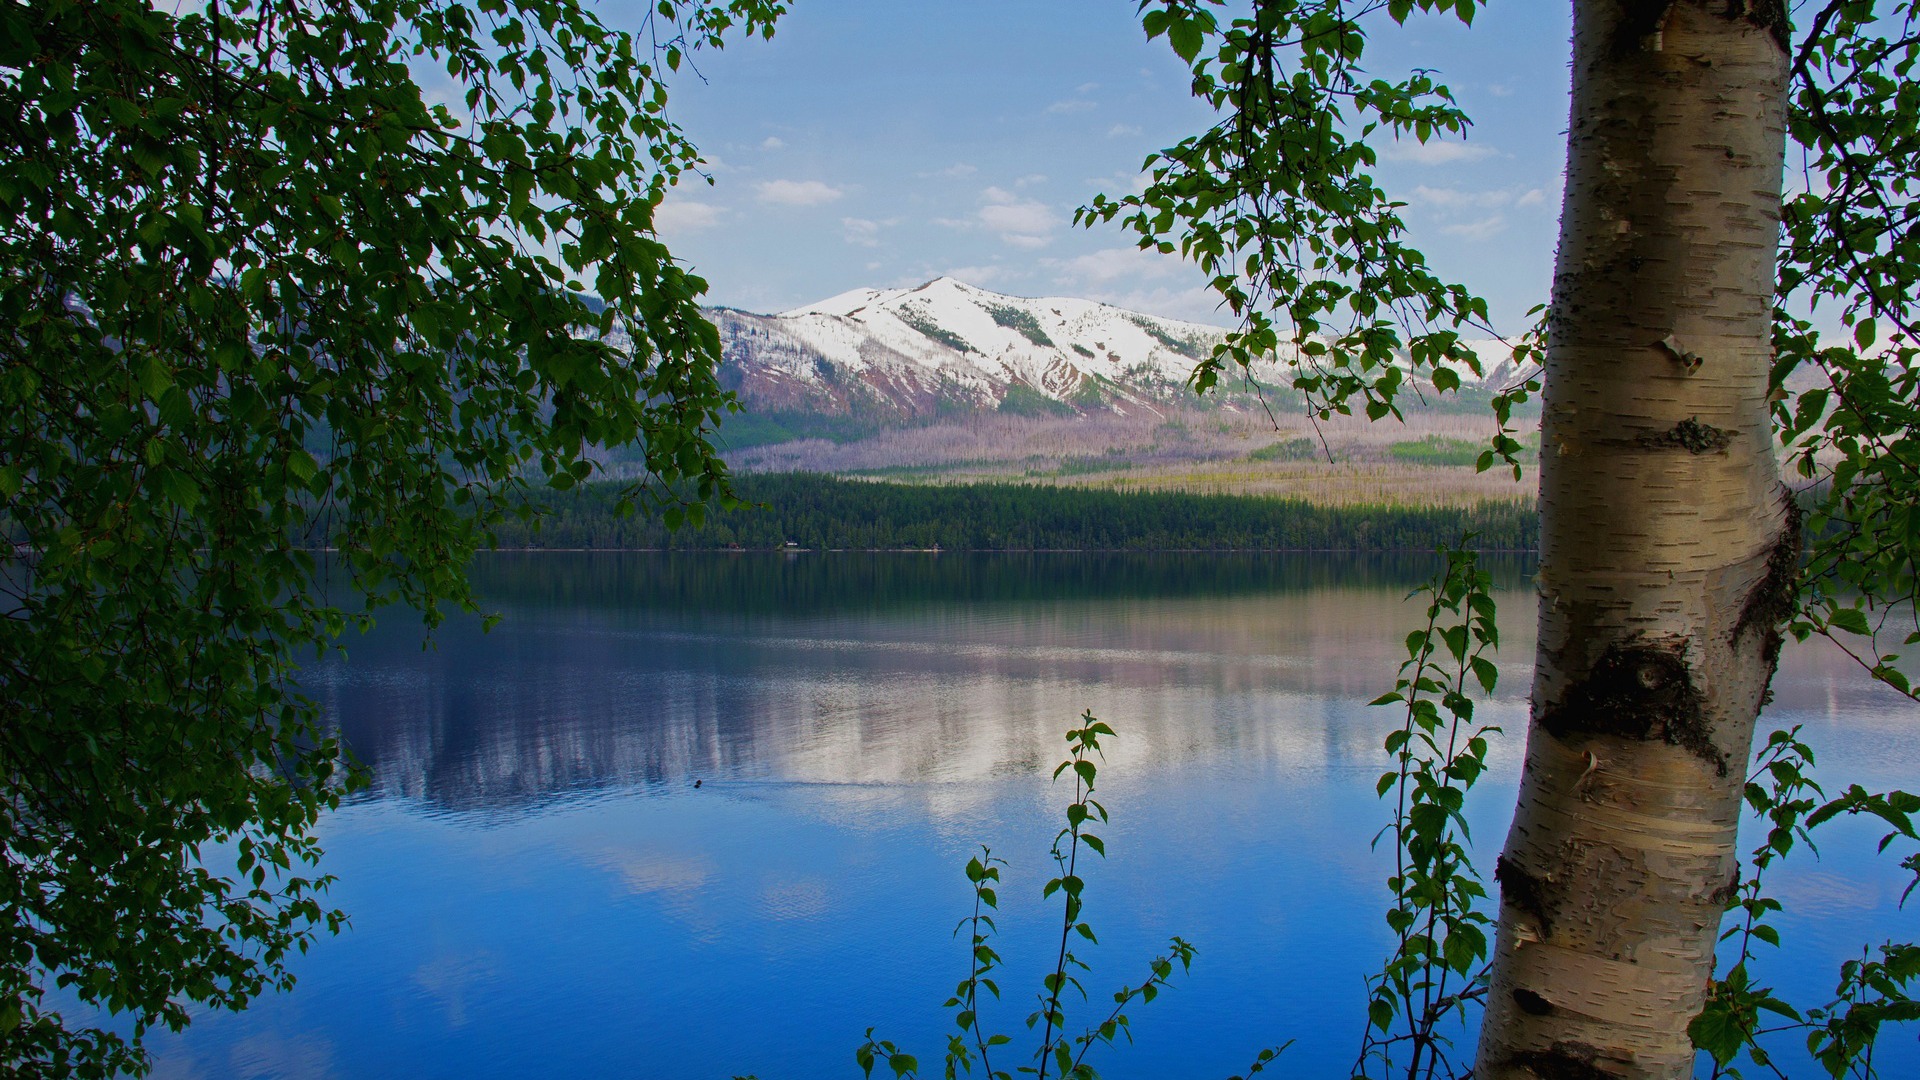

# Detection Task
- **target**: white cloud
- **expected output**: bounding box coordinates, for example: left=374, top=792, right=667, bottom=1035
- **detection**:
left=1107, top=123, right=1144, bottom=139
left=755, top=179, right=845, bottom=206
left=1411, top=185, right=1513, bottom=210
left=932, top=189, right=1065, bottom=247
left=1516, top=187, right=1548, bottom=208
left=1046, top=246, right=1181, bottom=285
left=983, top=198, right=1059, bottom=238
left=1083, top=285, right=1227, bottom=327
left=1037, top=247, right=1224, bottom=323
left=1014, top=174, right=1048, bottom=189
left=1380, top=138, right=1497, bottom=165
left=919, top=162, right=978, bottom=179
left=938, top=188, right=1066, bottom=248
left=842, top=217, right=886, bottom=247
left=1076, top=81, right=1100, bottom=94
left=1486, top=83, right=1515, bottom=98
left=1084, top=169, right=1153, bottom=197
left=1046, top=98, right=1098, bottom=114
left=1442, top=215, right=1508, bottom=241
left=654, top=200, right=725, bottom=233
left=941, top=264, right=1015, bottom=288
left=761, top=136, right=786, bottom=150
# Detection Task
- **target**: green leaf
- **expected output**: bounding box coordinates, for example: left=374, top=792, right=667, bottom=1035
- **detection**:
left=1828, top=607, right=1871, bottom=636
left=1168, top=20, right=1204, bottom=64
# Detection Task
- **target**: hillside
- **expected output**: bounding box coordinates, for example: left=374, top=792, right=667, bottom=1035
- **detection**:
left=600, top=277, right=1541, bottom=506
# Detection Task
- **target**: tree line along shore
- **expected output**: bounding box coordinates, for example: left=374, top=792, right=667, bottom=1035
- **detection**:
left=485, top=472, right=1540, bottom=552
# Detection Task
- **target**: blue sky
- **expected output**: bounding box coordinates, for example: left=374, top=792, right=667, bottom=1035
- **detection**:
left=626, top=1, right=1573, bottom=335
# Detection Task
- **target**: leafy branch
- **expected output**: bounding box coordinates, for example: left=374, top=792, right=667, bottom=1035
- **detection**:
left=1694, top=729, right=1920, bottom=1078
left=855, top=713, right=1287, bottom=1080
left=1354, top=543, right=1500, bottom=1080
left=1083, top=0, right=1541, bottom=476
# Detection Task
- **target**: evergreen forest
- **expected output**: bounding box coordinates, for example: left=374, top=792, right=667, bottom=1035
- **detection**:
left=484, top=472, right=1539, bottom=552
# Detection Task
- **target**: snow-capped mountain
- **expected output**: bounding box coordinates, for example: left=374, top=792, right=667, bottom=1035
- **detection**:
left=709, top=277, right=1234, bottom=418
left=705, top=277, right=1529, bottom=422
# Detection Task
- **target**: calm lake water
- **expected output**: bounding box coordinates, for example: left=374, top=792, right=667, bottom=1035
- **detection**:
left=134, top=553, right=1918, bottom=1079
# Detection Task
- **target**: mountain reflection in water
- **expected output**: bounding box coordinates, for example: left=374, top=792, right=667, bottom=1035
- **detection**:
left=310, top=553, right=1538, bottom=815
left=134, top=552, right=1918, bottom=1080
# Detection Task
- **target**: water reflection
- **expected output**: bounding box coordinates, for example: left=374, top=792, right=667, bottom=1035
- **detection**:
left=309, top=553, right=1538, bottom=815
left=179, top=552, right=1919, bottom=1080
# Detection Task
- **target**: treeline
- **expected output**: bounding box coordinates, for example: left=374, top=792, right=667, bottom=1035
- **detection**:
left=484, top=473, right=1539, bottom=551
left=465, top=550, right=1540, bottom=618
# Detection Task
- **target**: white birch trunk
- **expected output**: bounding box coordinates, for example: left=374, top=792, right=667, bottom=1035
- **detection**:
left=1474, top=3, right=1795, bottom=1077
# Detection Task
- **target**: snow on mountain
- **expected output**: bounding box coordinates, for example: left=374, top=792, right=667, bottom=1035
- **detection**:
left=707, top=276, right=1520, bottom=421
left=709, top=277, right=1231, bottom=418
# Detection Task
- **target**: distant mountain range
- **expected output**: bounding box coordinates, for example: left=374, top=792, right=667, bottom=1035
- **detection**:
left=703, top=277, right=1528, bottom=427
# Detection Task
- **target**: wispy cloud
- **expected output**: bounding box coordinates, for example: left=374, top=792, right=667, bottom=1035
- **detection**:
left=1380, top=138, right=1497, bottom=165
left=1107, top=123, right=1144, bottom=139
left=1046, top=98, right=1098, bottom=114
left=1045, top=246, right=1180, bottom=285
left=1036, top=247, right=1223, bottom=323
left=755, top=179, right=845, bottom=206
left=978, top=186, right=1059, bottom=247
left=842, top=217, right=889, bottom=247
left=1410, top=184, right=1514, bottom=210
left=654, top=200, right=725, bottom=233
left=1441, top=215, right=1508, bottom=241
left=761, top=136, right=786, bottom=150
left=919, top=162, right=978, bottom=179
left=940, top=263, right=1016, bottom=288
left=1084, top=285, right=1226, bottom=327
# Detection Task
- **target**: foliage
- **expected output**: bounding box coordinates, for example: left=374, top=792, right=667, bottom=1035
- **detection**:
left=1081, top=0, right=1538, bottom=473
left=1679, top=2, right=1920, bottom=1070
left=1354, top=546, right=1500, bottom=1080
left=1128, top=315, right=1206, bottom=361
left=1694, top=727, right=1920, bottom=1079
left=1103, top=0, right=1920, bottom=1070
left=1000, top=383, right=1078, bottom=418
left=1386, top=437, right=1487, bottom=470
left=853, top=714, right=1288, bottom=1080
left=483, top=473, right=1540, bottom=552
left=898, top=302, right=978, bottom=354
left=0, top=0, right=780, bottom=1071
left=1247, top=437, right=1321, bottom=463
left=1773, top=1, right=1920, bottom=704
left=984, top=302, right=1057, bottom=348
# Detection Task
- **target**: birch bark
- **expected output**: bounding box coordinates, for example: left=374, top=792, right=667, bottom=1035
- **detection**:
left=1474, top=3, right=1796, bottom=1077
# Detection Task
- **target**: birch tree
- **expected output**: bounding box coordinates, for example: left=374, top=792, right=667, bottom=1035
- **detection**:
left=1099, top=0, right=1920, bottom=1076
left=1474, top=4, right=1793, bottom=1075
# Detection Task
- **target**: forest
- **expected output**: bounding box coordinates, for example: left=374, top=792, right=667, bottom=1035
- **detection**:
left=482, top=472, right=1540, bottom=552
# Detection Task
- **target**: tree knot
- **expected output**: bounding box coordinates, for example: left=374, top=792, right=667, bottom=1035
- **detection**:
left=1538, top=637, right=1726, bottom=775
left=1640, top=416, right=1734, bottom=454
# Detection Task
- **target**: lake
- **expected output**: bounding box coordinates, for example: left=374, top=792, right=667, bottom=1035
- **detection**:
left=134, top=553, right=1919, bottom=1079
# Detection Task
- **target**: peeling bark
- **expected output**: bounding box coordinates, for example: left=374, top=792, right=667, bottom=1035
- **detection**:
left=1475, top=2, right=1791, bottom=1077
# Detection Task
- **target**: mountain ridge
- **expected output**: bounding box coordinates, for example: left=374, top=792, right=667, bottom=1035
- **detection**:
left=706, top=277, right=1528, bottom=424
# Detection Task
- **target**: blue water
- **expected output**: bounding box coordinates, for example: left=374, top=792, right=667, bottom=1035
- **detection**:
left=123, top=554, right=1919, bottom=1079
